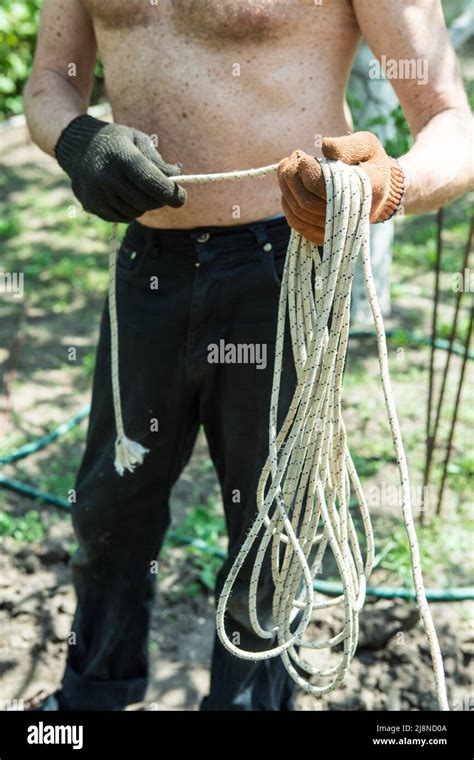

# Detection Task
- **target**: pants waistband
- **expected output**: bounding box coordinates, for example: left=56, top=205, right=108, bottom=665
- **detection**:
left=124, top=214, right=290, bottom=255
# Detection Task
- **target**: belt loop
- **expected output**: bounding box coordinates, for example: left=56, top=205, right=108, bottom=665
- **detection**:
left=144, top=227, right=160, bottom=259
left=249, top=221, right=269, bottom=248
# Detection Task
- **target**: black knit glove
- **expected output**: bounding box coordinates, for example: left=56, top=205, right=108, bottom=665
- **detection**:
left=54, top=114, right=187, bottom=221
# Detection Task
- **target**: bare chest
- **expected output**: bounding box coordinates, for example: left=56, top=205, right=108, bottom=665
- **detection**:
left=80, top=0, right=352, bottom=44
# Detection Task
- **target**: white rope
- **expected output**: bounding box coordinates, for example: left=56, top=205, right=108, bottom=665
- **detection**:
left=107, top=164, right=276, bottom=470
left=108, top=228, right=149, bottom=475
left=175, top=164, right=279, bottom=184
left=108, top=159, right=448, bottom=709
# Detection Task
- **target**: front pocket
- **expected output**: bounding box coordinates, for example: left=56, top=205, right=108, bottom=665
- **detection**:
left=116, top=240, right=151, bottom=279
left=266, top=239, right=288, bottom=289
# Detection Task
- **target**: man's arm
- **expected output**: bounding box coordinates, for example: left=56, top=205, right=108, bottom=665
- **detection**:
left=353, top=0, right=473, bottom=214
left=24, top=0, right=185, bottom=221
left=24, top=0, right=97, bottom=156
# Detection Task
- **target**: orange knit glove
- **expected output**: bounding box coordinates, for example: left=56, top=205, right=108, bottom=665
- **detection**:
left=278, top=132, right=405, bottom=245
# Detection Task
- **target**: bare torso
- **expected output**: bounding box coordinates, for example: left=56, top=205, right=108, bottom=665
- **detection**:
left=82, top=0, right=361, bottom=228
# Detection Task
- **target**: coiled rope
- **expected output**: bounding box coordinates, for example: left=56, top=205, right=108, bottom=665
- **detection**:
left=108, top=159, right=448, bottom=710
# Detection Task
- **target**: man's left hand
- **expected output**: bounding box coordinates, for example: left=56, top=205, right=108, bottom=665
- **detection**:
left=277, top=131, right=405, bottom=244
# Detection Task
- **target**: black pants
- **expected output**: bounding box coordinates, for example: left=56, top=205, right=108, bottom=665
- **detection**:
left=61, top=215, right=298, bottom=710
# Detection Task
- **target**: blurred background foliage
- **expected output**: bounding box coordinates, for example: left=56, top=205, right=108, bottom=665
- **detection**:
left=0, top=0, right=42, bottom=118
left=0, top=0, right=104, bottom=119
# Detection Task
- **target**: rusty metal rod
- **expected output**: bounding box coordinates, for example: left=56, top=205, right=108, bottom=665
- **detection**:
left=436, top=305, right=473, bottom=515
left=422, top=208, right=443, bottom=524
left=425, top=217, right=473, bottom=490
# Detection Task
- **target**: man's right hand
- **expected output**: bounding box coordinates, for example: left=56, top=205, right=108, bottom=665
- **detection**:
left=54, top=114, right=187, bottom=222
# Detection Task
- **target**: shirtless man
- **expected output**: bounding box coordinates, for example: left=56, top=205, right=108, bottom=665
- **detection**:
left=24, top=0, right=472, bottom=711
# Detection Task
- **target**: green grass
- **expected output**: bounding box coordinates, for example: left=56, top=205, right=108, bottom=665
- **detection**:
left=394, top=198, right=472, bottom=274
left=436, top=316, right=472, bottom=344
left=165, top=500, right=226, bottom=595
left=0, top=431, right=29, bottom=458
left=350, top=453, right=384, bottom=478
left=0, top=205, right=21, bottom=239
left=0, top=509, right=45, bottom=543
left=36, top=458, right=80, bottom=499
left=11, top=442, right=84, bottom=502
left=446, top=453, right=474, bottom=495
left=82, top=350, right=97, bottom=378
left=381, top=511, right=474, bottom=588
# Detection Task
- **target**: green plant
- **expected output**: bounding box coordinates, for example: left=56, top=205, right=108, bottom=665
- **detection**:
left=167, top=500, right=226, bottom=593
left=0, top=206, right=21, bottom=239
left=436, top=315, right=472, bottom=344
left=0, top=509, right=45, bottom=542
left=381, top=513, right=474, bottom=587
left=0, top=0, right=41, bottom=118
left=82, top=351, right=96, bottom=377
left=350, top=453, right=383, bottom=478
left=446, top=454, right=474, bottom=495
left=36, top=458, right=81, bottom=498
left=346, top=89, right=412, bottom=158
left=0, top=0, right=105, bottom=120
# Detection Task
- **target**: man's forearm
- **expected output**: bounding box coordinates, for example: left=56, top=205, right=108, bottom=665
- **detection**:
left=24, top=69, right=89, bottom=157
left=398, top=107, right=474, bottom=216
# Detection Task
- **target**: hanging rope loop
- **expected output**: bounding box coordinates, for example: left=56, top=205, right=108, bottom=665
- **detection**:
left=108, top=157, right=449, bottom=710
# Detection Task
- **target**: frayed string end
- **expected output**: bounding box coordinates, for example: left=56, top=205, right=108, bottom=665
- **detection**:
left=114, top=436, right=149, bottom=476
left=108, top=224, right=150, bottom=477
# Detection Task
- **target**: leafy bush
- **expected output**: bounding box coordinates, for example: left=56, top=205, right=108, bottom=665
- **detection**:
left=356, top=103, right=412, bottom=159
left=0, top=0, right=41, bottom=118
left=0, top=0, right=104, bottom=120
